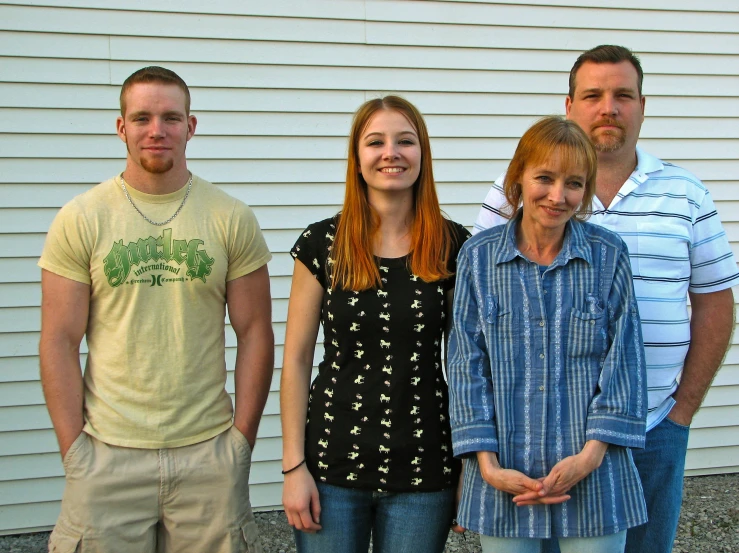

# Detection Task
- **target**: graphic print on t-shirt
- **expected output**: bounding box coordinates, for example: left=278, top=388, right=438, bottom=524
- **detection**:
left=103, top=227, right=214, bottom=287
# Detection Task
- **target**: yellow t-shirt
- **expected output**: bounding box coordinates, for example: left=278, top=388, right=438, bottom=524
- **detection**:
left=39, top=175, right=272, bottom=448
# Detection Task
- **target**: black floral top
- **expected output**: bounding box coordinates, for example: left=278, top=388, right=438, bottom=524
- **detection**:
left=290, top=216, right=471, bottom=492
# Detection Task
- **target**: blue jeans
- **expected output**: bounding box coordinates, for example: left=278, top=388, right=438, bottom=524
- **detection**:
left=293, top=483, right=455, bottom=553
left=625, top=416, right=689, bottom=553
left=480, top=531, right=626, bottom=553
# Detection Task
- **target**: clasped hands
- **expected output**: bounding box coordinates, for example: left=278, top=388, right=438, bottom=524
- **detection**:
left=477, top=440, right=608, bottom=507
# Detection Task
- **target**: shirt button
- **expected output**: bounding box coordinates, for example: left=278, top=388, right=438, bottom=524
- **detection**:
left=539, top=353, right=545, bottom=359
left=539, top=321, right=545, bottom=327
left=539, top=386, right=545, bottom=391
left=543, top=289, right=548, bottom=294
left=590, top=320, right=595, bottom=325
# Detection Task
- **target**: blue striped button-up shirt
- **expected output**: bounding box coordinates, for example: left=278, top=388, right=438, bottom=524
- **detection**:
left=448, top=216, right=648, bottom=539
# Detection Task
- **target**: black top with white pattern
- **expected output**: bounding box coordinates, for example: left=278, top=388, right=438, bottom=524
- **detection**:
left=290, top=216, right=471, bottom=492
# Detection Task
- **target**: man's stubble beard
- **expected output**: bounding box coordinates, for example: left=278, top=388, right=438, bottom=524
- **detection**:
left=140, top=157, right=174, bottom=174
left=125, top=138, right=176, bottom=174
left=590, top=129, right=627, bottom=154
left=588, top=118, right=628, bottom=154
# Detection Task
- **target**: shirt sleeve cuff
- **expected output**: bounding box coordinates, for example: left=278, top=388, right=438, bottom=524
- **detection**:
left=452, top=422, right=499, bottom=457
left=586, top=415, right=646, bottom=449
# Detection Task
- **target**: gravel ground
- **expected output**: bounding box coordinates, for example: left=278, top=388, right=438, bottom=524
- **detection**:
left=1, top=474, right=737, bottom=552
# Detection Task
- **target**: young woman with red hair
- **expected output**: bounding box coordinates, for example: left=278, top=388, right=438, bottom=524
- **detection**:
left=280, top=96, right=470, bottom=553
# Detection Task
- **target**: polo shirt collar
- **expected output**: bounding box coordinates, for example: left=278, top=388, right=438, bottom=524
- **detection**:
left=600, top=146, right=664, bottom=210
left=627, top=146, right=664, bottom=187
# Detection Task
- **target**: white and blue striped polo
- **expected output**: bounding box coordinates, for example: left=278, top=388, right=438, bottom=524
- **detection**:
left=473, top=147, right=739, bottom=430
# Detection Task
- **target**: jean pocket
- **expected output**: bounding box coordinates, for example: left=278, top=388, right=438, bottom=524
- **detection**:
left=664, top=415, right=690, bottom=431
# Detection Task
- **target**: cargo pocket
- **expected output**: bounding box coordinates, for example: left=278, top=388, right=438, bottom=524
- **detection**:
left=232, top=519, right=263, bottom=553
left=49, top=520, right=82, bottom=552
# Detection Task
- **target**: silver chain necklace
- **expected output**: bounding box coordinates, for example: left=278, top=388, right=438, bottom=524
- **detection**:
left=118, top=172, right=192, bottom=226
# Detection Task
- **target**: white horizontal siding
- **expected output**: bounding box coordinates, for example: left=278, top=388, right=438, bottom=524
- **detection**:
left=4, top=83, right=739, bottom=117
left=5, top=112, right=739, bottom=141
left=5, top=57, right=739, bottom=96
left=4, top=31, right=739, bottom=77
left=4, top=0, right=739, bottom=16
left=2, top=135, right=739, bottom=160
left=4, top=2, right=739, bottom=36
left=436, top=0, right=739, bottom=11
left=0, top=0, right=738, bottom=535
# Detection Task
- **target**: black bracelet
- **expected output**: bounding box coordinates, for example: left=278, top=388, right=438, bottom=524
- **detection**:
left=282, top=459, right=306, bottom=475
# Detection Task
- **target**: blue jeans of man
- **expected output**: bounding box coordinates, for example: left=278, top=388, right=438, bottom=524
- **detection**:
left=625, top=416, right=690, bottom=553
left=543, top=416, right=689, bottom=553
left=293, top=483, right=455, bottom=553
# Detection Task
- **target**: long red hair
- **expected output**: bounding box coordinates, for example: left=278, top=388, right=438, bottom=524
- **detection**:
left=331, top=96, right=453, bottom=291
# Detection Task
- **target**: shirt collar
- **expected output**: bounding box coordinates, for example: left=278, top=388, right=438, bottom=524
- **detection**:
left=496, top=213, right=593, bottom=267
left=594, top=146, right=664, bottom=209
left=629, top=146, right=664, bottom=186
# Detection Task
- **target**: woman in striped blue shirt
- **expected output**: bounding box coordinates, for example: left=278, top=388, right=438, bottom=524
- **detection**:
left=447, top=116, right=648, bottom=553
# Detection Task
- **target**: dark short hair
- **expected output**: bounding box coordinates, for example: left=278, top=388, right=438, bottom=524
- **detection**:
left=120, top=66, right=190, bottom=115
left=569, top=45, right=643, bottom=98
left=503, top=116, right=597, bottom=222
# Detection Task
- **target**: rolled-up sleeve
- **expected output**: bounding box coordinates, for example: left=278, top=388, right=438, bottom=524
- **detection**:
left=586, top=246, right=647, bottom=448
left=448, top=243, right=499, bottom=457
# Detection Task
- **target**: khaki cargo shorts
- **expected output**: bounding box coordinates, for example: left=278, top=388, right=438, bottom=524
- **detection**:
left=48, top=425, right=262, bottom=553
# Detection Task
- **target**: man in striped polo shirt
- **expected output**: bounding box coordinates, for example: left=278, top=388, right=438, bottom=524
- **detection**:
left=473, top=45, right=738, bottom=553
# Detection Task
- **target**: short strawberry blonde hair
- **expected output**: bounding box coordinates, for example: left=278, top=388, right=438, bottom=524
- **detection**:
left=120, top=66, right=191, bottom=116
left=503, top=116, right=597, bottom=222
